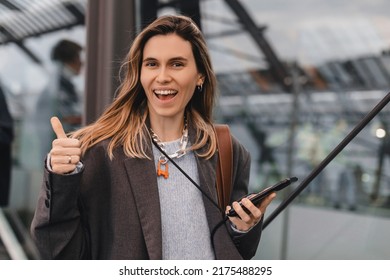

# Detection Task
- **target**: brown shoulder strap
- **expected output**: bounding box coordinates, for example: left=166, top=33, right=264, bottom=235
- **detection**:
left=214, top=124, right=233, bottom=210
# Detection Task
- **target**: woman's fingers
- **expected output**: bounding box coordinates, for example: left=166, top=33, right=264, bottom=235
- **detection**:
left=50, top=155, right=81, bottom=165
left=50, top=147, right=81, bottom=156
left=227, top=193, right=277, bottom=231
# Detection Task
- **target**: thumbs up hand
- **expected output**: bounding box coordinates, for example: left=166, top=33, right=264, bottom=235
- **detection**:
left=49, top=117, right=82, bottom=174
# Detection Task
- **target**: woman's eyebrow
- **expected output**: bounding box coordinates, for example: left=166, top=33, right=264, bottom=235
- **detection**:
left=143, top=56, right=189, bottom=62
left=169, top=56, right=188, bottom=61
left=142, top=57, right=157, bottom=63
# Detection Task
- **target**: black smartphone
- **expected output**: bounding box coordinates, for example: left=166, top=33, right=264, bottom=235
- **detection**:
left=226, top=177, right=298, bottom=217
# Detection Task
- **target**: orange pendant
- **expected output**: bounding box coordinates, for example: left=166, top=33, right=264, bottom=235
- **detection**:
left=157, top=159, right=169, bottom=179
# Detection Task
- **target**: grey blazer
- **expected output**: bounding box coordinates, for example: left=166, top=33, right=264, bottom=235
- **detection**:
left=31, top=126, right=263, bottom=259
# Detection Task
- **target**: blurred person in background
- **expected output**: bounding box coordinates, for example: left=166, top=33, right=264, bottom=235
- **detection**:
left=49, top=39, right=83, bottom=131
left=0, top=82, right=14, bottom=207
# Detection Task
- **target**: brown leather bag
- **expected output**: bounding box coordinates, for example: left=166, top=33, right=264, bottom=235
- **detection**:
left=214, top=124, right=233, bottom=210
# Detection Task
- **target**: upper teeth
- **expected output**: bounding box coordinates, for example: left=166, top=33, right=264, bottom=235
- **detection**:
left=154, top=90, right=177, bottom=95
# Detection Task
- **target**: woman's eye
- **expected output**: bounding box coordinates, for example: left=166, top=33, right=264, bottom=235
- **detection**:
left=143, top=60, right=158, bottom=67
left=145, top=62, right=157, bottom=67
left=172, top=62, right=184, bottom=67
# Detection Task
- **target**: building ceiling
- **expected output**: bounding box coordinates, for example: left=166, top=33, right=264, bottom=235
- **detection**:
left=0, top=0, right=86, bottom=63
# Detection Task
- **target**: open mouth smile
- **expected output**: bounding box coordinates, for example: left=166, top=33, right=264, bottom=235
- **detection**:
left=153, top=89, right=178, bottom=101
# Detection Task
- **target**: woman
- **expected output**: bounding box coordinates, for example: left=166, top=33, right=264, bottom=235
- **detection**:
left=31, top=15, right=275, bottom=260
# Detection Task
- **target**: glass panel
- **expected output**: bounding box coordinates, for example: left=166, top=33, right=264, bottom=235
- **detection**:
left=0, top=0, right=86, bottom=259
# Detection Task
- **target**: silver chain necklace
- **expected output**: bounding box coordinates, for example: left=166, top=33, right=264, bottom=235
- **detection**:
left=149, top=119, right=189, bottom=179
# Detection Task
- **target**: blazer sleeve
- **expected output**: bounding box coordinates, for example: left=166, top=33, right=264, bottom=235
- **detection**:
left=30, top=160, right=90, bottom=259
left=229, top=135, right=263, bottom=259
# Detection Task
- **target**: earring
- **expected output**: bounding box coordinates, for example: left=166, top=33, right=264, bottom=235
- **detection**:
left=197, top=84, right=203, bottom=92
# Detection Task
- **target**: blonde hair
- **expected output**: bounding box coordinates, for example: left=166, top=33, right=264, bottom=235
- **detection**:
left=72, top=15, right=218, bottom=159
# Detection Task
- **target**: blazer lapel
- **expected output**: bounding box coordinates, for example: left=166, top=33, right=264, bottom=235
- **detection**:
left=124, top=156, right=162, bottom=259
left=196, top=154, right=219, bottom=208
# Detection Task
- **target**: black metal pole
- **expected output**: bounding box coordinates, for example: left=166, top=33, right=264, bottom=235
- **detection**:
left=263, top=91, right=390, bottom=229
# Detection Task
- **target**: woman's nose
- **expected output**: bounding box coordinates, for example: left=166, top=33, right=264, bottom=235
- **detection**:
left=156, top=67, right=172, bottom=83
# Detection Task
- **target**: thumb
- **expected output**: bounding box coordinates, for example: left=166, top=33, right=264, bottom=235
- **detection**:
left=51, top=116, right=67, bottom=139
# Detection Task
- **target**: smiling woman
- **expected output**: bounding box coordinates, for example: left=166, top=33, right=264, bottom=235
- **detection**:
left=30, top=14, right=276, bottom=260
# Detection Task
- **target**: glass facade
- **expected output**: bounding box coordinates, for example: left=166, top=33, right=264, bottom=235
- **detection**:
left=200, top=0, right=390, bottom=259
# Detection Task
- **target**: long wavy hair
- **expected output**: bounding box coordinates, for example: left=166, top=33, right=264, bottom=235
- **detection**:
left=72, top=15, right=218, bottom=160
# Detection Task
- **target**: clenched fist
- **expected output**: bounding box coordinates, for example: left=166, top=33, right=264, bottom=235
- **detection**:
left=49, top=116, right=81, bottom=174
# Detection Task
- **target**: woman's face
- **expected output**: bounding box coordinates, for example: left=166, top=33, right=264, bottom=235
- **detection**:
left=140, top=33, right=203, bottom=122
